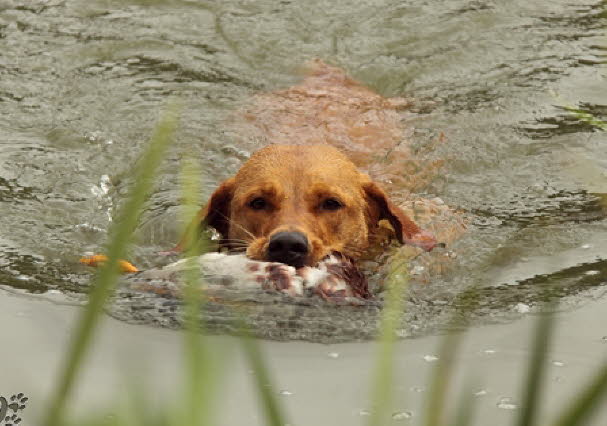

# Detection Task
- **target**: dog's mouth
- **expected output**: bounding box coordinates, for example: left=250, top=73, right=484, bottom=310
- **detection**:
left=319, top=252, right=371, bottom=299
left=238, top=234, right=359, bottom=270
left=230, top=242, right=372, bottom=298
left=269, top=250, right=371, bottom=299
left=280, top=255, right=307, bottom=269
left=268, top=251, right=339, bottom=270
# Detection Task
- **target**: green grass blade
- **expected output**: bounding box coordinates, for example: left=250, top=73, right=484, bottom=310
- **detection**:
left=45, top=106, right=177, bottom=426
left=452, top=379, right=478, bottom=426
left=239, top=327, right=288, bottom=426
left=175, top=157, right=214, bottom=426
left=562, top=105, right=607, bottom=131
left=424, top=332, right=463, bottom=426
left=516, top=311, right=555, bottom=426
left=552, top=361, right=607, bottom=426
left=367, top=260, right=409, bottom=426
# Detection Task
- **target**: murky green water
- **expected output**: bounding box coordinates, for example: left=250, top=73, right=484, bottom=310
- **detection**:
left=1, top=0, right=606, bottom=341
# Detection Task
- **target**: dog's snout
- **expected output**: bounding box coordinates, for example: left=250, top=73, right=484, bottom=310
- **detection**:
left=267, top=231, right=309, bottom=267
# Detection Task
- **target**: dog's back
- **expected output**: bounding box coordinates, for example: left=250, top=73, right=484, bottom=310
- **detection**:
left=235, top=60, right=423, bottom=191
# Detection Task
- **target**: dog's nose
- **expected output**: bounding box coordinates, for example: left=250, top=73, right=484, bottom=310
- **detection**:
left=267, top=231, right=309, bottom=267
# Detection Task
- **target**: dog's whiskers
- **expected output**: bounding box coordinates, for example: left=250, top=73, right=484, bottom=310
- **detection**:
left=221, top=238, right=251, bottom=245
left=215, top=211, right=256, bottom=241
left=228, top=247, right=248, bottom=253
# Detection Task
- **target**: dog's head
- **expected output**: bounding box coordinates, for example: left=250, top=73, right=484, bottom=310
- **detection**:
left=191, top=144, right=436, bottom=268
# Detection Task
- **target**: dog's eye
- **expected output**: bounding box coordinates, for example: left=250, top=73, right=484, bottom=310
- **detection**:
left=248, top=197, right=267, bottom=210
left=321, top=198, right=343, bottom=211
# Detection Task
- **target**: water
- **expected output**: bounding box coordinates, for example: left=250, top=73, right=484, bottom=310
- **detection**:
left=0, top=0, right=605, bottom=341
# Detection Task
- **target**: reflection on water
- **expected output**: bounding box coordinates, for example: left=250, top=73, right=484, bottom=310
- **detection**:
left=472, top=187, right=607, bottom=226
left=0, top=0, right=606, bottom=341
left=520, top=103, right=607, bottom=138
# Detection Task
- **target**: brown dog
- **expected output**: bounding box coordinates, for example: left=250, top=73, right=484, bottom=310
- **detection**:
left=179, top=61, right=449, bottom=269
left=187, top=144, right=436, bottom=268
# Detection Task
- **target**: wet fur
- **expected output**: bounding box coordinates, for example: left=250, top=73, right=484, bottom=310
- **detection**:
left=179, top=61, right=453, bottom=270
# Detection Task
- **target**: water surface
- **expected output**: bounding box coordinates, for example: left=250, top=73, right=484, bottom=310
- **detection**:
left=0, top=0, right=606, bottom=341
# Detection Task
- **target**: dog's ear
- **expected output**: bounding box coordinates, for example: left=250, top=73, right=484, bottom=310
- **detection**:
left=174, top=178, right=235, bottom=252
left=200, top=177, right=235, bottom=238
left=363, top=181, right=437, bottom=251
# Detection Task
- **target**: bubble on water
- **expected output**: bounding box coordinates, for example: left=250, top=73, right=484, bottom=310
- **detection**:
left=602, top=336, right=607, bottom=343
left=483, top=349, right=497, bottom=355
left=552, top=360, right=565, bottom=367
left=85, top=131, right=103, bottom=142
left=391, top=411, right=413, bottom=420
left=75, top=223, right=104, bottom=233
left=91, top=175, right=112, bottom=199
left=99, top=175, right=111, bottom=193
left=497, top=397, right=517, bottom=410
left=474, top=389, right=488, bottom=397
left=555, top=376, right=564, bottom=383
left=327, top=352, right=339, bottom=359
left=410, top=386, right=425, bottom=393
left=358, top=409, right=371, bottom=417
left=279, top=390, right=293, bottom=396
left=514, top=303, right=530, bottom=313
left=423, top=355, right=439, bottom=362
left=585, top=270, right=599, bottom=276
left=581, top=244, right=592, bottom=249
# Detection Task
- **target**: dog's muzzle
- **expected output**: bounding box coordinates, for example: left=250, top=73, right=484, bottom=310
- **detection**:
left=266, top=231, right=309, bottom=268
